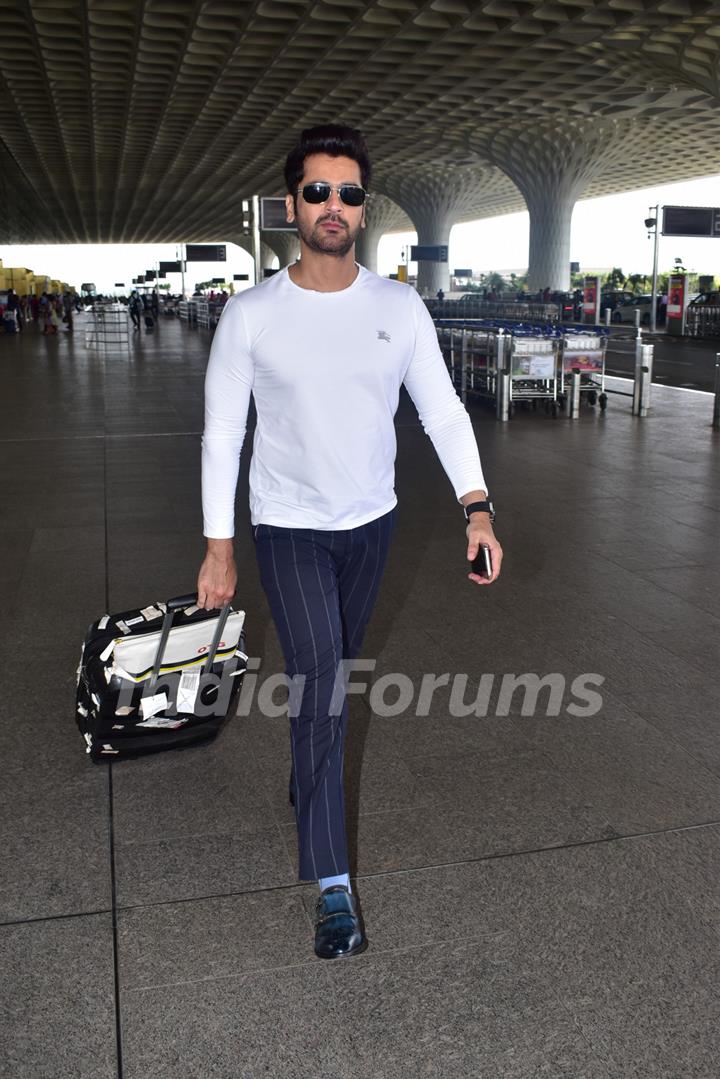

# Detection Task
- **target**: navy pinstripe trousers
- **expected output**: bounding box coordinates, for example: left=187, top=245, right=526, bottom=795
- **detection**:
left=253, top=508, right=396, bottom=881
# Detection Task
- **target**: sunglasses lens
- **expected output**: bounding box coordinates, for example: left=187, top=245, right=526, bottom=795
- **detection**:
left=339, top=185, right=366, bottom=206
left=302, top=183, right=331, bottom=204
left=300, top=183, right=366, bottom=206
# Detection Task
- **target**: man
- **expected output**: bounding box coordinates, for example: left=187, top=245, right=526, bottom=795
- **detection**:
left=128, top=290, right=141, bottom=331
left=198, top=124, right=502, bottom=960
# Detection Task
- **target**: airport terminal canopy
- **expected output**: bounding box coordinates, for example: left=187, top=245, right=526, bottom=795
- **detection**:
left=1, top=1, right=720, bottom=286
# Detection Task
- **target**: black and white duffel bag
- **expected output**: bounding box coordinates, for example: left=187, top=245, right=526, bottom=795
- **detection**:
left=76, top=592, right=246, bottom=761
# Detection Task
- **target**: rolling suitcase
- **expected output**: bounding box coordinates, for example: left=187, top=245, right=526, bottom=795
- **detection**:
left=76, top=592, right=247, bottom=761
left=144, top=313, right=154, bottom=331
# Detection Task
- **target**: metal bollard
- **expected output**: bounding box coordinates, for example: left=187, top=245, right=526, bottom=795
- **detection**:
left=460, top=329, right=468, bottom=404
left=604, top=307, right=611, bottom=328
left=569, top=367, right=581, bottom=419
left=632, top=329, right=644, bottom=415
left=634, top=307, right=641, bottom=331
left=713, top=356, right=720, bottom=430
left=496, top=332, right=510, bottom=422
left=637, top=343, right=654, bottom=417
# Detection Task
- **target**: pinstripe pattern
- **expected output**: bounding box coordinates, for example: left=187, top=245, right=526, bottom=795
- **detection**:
left=253, top=509, right=395, bottom=880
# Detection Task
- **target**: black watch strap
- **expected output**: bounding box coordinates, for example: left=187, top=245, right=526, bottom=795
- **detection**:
left=464, top=500, right=495, bottom=522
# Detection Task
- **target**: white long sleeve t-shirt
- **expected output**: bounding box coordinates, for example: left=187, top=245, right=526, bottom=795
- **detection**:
left=202, top=265, right=487, bottom=536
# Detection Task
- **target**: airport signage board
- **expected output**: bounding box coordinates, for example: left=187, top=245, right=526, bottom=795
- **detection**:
left=159, top=260, right=182, bottom=273
left=185, top=244, right=226, bottom=262
left=667, top=274, right=686, bottom=319
left=662, top=206, right=720, bottom=238
left=410, top=245, right=448, bottom=262
left=453, top=268, right=473, bottom=277
left=260, top=198, right=296, bottom=231
left=582, top=276, right=601, bottom=322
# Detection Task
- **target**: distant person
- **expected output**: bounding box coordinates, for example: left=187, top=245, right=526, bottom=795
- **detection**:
left=7, top=289, right=24, bottom=332
left=151, top=290, right=159, bottom=319
left=436, top=288, right=445, bottom=302
left=128, top=291, right=141, bottom=331
left=62, top=292, right=74, bottom=333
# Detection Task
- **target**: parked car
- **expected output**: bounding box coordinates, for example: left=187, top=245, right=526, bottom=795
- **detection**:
left=612, top=294, right=654, bottom=325
left=689, top=291, right=720, bottom=307
left=601, top=290, right=634, bottom=312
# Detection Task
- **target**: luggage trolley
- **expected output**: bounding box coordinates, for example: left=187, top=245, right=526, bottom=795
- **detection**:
left=435, top=320, right=497, bottom=403
left=462, top=324, right=497, bottom=401
left=558, top=328, right=609, bottom=411
left=508, top=328, right=561, bottom=417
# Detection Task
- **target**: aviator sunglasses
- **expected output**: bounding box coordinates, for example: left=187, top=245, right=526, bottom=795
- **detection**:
left=297, top=182, right=368, bottom=207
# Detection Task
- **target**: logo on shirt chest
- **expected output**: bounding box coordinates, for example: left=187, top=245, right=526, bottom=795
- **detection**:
left=377, top=329, right=391, bottom=342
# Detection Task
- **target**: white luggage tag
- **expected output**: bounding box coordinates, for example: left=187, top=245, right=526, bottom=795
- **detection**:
left=140, top=692, right=168, bottom=720
left=178, top=669, right=201, bottom=713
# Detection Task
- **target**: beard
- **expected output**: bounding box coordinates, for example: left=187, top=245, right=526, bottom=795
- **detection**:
left=297, top=212, right=362, bottom=257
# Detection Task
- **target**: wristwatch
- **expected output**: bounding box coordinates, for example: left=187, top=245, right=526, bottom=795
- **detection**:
left=464, top=500, right=495, bottom=523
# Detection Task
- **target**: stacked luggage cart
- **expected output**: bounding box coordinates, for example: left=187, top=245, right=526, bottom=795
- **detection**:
left=435, top=319, right=610, bottom=417
left=85, top=301, right=130, bottom=352
left=686, top=303, right=720, bottom=340
left=558, top=328, right=609, bottom=412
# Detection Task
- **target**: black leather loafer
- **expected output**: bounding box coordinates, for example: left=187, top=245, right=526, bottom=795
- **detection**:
left=314, top=886, right=367, bottom=960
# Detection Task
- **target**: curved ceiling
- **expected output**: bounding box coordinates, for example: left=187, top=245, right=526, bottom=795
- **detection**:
left=1, top=1, right=719, bottom=244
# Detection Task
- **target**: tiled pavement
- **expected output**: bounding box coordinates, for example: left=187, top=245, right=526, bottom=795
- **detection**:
left=1, top=312, right=719, bottom=1078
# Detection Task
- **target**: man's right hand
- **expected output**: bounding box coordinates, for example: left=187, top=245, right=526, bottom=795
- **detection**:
left=197, top=538, right=237, bottom=609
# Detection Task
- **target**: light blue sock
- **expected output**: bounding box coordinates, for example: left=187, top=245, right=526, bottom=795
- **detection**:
left=319, top=872, right=351, bottom=894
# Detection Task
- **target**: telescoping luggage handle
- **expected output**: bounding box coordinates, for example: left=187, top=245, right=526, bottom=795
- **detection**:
left=148, top=592, right=232, bottom=690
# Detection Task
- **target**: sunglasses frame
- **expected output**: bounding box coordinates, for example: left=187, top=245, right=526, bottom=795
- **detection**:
left=297, top=182, right=369, bottom=207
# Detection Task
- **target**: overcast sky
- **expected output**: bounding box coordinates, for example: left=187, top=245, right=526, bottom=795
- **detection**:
left=2, top=174, right=718, bottom=293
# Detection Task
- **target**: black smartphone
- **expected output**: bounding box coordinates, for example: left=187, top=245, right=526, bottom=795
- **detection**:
left=472, top=544, right=493, bottom=578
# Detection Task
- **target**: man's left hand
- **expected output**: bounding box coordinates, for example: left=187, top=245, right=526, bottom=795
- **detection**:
left=466, top=519, right=503, bottom=585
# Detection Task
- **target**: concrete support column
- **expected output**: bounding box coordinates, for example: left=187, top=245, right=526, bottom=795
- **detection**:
left=263, top=231, right=300, bottom=269
left=355, top=194, right=411, bottom=274
left=234, top=236, right=277, bottom=282
left=470, top=121, right=635, bottom=291
left=376, top=165, right=502, bottom=296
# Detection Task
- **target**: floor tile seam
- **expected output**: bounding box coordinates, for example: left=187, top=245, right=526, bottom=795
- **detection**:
left=388, top=539, right=720, bottom=673
left=486, top=582, right=716, bottom=692
left=594, top=550, right=720, bottom=623
left=114, top=880, right=314, bottom=917
left=0, top=906, right=114, bottom=930
left=109, top=818, right=720, bottom=920
left=0, top=431, right=203, bottom=444
left=120, top=956, right=327, bottom=996
left=508, top=516, right=720, bottom=609
left=112, top=822, right=290, bottom=849
left=107, top=764, right=125, bottom=1079
left=577, top=687, right=720, bottom=788
left=347, top=816, right=720, bottom=881
left=117, top=927, right=527, bottom=996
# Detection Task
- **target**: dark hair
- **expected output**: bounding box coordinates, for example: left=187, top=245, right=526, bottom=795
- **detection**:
left=284, top=124, right=371, bottom=194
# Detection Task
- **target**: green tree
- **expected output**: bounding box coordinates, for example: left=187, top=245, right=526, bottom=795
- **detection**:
left=604, top=267, right=625, bottom=289
left=627, top=273, right=649, bottom=294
